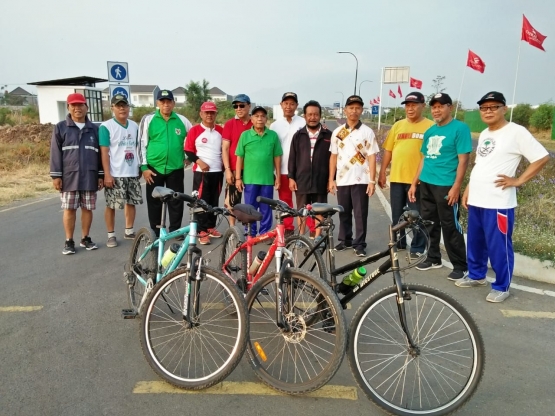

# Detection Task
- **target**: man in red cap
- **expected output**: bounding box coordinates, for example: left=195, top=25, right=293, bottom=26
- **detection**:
left=184, top=101, right=224, bottom=245
left=50, top=93, right=104, bottom=255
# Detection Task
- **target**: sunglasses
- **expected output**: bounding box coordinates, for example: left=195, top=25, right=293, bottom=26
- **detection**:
left=233, top=104, right=247, bottom=109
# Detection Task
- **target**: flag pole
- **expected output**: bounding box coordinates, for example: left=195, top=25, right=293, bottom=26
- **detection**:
left=454, top=58, right=467, bottom=119
left=378, top=67, right=384, bottom=130
left=510, top=40, right=522, bottom=122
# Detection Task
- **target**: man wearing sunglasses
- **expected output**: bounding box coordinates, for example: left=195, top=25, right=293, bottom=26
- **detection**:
left=222, top=94, right=252, bottom=225
left=456, top=91, right=549, bottom=303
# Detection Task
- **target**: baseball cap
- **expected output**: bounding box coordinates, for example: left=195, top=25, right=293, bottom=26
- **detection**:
left=200, top=101, right=217, bottom=112
left=281, top=92, right=298, bottom=103
left=401, top=92, right=425, bottom=105
left=251, top=106, right=267, bottom=115
left=429, top=93, right=453, bottom=106
left=157, top=89, right=174, bottom=101
left=111, top=94, right=129, bottom=105
left=232, top=94, right=251, bottom=104
left=345, top=95, right=364, bottom=106
left=67, top=93, right=87, bottom=104
left=477, top=91, right=506, bottom=106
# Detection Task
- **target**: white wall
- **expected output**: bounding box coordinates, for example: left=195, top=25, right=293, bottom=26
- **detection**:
left=36, top=86, right=104, bottom=124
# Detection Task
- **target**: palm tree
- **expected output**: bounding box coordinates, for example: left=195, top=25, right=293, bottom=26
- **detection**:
left=184, top=79, right=212, bottom=116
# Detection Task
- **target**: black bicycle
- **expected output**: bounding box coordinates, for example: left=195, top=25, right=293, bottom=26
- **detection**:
left=288, top=203, right=485, bottom=416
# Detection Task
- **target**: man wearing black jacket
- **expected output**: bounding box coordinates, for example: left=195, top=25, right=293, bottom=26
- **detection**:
left=288, top=100, right=332, bottom=239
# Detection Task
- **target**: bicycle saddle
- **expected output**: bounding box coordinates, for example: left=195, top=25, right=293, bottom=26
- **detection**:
left=233, top=204, right=263, bottom=224
left=310, top=203, right=344, bottom=215
left=152, top=186, right=174, bottom=200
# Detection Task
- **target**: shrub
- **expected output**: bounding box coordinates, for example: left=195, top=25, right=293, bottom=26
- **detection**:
left=130, top=106, right=156, bottom=123
left=529, top=103, right=554, bottom=130
left=0, top=107, right=13, bottom=126
left=510, top=104, right=534, bottom=128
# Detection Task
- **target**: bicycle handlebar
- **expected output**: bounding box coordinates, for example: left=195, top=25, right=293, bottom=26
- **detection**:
left=173, top=192, right=196, bottom=204
left=391, top=209, right=425, bottom=233
left=256, top=196, right=304, bottom=217
left=173, top=192, right=231, bottom=216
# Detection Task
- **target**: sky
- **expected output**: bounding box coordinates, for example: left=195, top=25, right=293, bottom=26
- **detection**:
left=1, top=0, right=553, bottom=109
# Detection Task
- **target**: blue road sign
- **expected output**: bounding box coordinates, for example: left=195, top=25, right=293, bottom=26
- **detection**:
left=371, top=105, right=379, bottom=115
left=333, top=102, right=340, bottom=108
left=109, top=84, right=130, bottom=101
left=107, top=61, right=129, bottom=83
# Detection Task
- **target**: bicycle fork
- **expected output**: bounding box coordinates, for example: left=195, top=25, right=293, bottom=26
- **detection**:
left=393, top=271, right=420, bottom=355
left=183, top=248, right=203, bottom=328
left=274, top=248, right=294, bottom=332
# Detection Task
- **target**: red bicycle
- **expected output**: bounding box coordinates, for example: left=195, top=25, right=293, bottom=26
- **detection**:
left=219, top=196, right=347, bottom=395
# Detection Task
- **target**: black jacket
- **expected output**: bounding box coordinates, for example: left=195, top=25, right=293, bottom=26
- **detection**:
left=287, top=126, right=332, bottom=194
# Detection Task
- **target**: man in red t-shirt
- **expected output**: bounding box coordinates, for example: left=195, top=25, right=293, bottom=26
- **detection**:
left=222, top=94, right=253, bottom=225
left=184, top=102, right=224, bottom=245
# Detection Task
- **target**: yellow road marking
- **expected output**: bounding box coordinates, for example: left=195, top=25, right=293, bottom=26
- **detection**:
left=202, top=302, right=350, bottom=310
left=500, top=310, right=555, bottom=319
left=0, top=306, right=43, bottom=312
left=133, top=381, right=357, bottom=400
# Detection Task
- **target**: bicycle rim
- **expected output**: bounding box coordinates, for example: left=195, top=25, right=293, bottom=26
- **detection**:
left=141, top=266, right=248, bottom=389
left=349, top=284, right=484, bottom=415
left=128, top=227, right=157, bottom=313
left=246, top=269, right=347, bottom=394
left=220, top=226, right=246, bottom=290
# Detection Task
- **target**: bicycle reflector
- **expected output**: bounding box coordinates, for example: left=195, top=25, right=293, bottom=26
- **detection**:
left=254, top=342, right=267, bottom=362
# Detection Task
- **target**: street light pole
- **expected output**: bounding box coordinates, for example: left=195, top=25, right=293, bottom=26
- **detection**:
left=358, top=80, right=372, bottom=96
left=337, top=51, right=358, bottom=95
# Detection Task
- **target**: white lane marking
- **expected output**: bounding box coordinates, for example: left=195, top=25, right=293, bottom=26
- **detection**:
left=375, top=186, right=555, bottom=298
left=0, top=196, right=58, bottom=213
left=500, top=310, right=555, bottom=319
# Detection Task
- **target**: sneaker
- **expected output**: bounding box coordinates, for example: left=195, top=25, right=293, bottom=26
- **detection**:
left=285, top=229, right=295, bottom=238
left=416, top=260, right=442, bottom=271
left=334, top=242, right=352, bottom=251
left=409, top=252, right=425, bottom=261
left=80, top=236, right=98, bottom=250
left=199, top=231, right=211, bottom=245
left=354, top=248, right=366, bottom=257
left=208, top=228, right=222, bottom=238
left=447, top=269, right=468, bottom=281
left=486, top=289, right=510, bottom=303
left=124, top=232, right=135, bottom=240
left=62, top=239, right=76, bottom=255
left=106, top=236, right=118, bottom=248
left=455, top=276, right=487, bottom=288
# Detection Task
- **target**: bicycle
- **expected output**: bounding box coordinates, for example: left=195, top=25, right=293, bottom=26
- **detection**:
left=220, top=197, right=347, bottom=394
left=286, top=203, right=485, bottom=415
left=124, top=186, right=248, bottom=390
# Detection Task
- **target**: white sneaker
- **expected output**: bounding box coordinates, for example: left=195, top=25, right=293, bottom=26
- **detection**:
left=486, top=289, right=510, bottom=303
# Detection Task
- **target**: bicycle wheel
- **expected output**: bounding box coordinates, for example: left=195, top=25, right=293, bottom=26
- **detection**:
left=127, top=227, right=158, bottom=314
left=246, top=268, right=347, bottom=394
left=285, top=234, right=327, bottom=281
left=348, top=283, right=485, bottom=416
left=140, top=266, right=248, bottom=390
left=220, top=225, right=247, bottom=292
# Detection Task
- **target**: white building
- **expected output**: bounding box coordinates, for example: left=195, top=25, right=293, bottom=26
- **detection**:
left=172, top=87, right=186, bottom=106
left=102, top=85, right=160, bottom=107
left=209, top=87, right=232, bottom=102
left=29, top=76, right=106, bottom=124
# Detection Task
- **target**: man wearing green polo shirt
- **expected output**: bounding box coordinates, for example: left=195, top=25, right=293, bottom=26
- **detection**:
left=235, top=106, right=282, bottom=236
left=138, top=89, right=193, bottom=235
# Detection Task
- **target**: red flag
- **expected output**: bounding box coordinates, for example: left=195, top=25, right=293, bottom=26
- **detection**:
left=375, top=96, right=380, bottom=104
left=409, top=77, right=422, bottom=89
left=398, top=85, right=402, bottom=97
left=522, top=15, right=547, bottom=51
left=467, top=50, right=486, bottom=73
left=389, top=90, right=396, bottom=99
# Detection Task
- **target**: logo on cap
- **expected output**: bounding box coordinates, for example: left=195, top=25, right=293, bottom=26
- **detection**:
left=161, top=91, right=168, bottom=96
left=434, top=93, right=442, bottom=98
left=407, top=95, right=417, bottom=100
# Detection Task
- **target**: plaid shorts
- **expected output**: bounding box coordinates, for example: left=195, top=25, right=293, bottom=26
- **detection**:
left=60, top=191, right=97, bottom=210
left=104, top=177, right=143, bottom=209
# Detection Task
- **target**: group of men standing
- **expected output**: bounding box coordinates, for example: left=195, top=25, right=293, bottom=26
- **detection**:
left=50, top=86, right=549, bottom=303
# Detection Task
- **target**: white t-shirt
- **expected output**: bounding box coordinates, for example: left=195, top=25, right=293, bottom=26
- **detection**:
left=99, top=118, right=140, bottom=177
left=75, top=122, right=85, bottom=130
left=330, top=122, right=379, bottom=186
left=468, top=122, right=548, bottom=209
left=270, top=115, right=306, bottom=174
left=184, top=123, right=224, bottom=172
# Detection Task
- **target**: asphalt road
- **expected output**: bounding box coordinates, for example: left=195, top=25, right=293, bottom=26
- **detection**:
left=1, top=171, right=554, bottom=416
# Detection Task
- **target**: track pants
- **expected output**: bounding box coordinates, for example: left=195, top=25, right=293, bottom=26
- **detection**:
left=192, top=171, right=223, bottom=232
left=278, top=175, right=294, bottom=231
left=390, top=182, right=426, bottom=254
left=337, top=184, right=369, bottom=249
left=145, top=167, right=184, bottom=235
left=243, top=184, right=274, bottom=236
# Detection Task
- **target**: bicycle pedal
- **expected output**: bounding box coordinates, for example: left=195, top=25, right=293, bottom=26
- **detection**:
left=121, top=309, right=138, bottom=319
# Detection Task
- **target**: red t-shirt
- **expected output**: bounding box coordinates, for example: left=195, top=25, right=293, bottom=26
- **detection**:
left=222, top=117, right=253, bottom=170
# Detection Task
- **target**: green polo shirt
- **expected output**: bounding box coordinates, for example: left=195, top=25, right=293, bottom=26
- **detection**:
left=235, top=127, right=283, bottom=185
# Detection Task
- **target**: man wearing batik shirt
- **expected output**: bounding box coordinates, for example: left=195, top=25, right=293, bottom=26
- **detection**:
left=329, top=95, right=379, bottom=257
left=456, top=91, right=549, bottom=303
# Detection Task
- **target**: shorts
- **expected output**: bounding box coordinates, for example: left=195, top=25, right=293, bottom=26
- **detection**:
left=224, top=183, right=242, bottom=209
left=60, top=191, right=97, bottom=210
left=104, top=177, right=143, bottom=209
left=296, top=192, right=327, bottom=208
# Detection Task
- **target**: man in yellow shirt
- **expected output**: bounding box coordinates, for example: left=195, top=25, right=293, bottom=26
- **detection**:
left=378, top=92, right=434, bottom=259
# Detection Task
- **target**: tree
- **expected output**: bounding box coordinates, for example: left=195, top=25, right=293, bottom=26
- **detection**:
left=184, top=79, right=212, bottom=120
left=529, top=103, right=554, bottom=130
left=431, top=75, right=446, bottom=94
left=510, top=104, right=534, bottom=128
left=215, top=101, right=235, bottom=124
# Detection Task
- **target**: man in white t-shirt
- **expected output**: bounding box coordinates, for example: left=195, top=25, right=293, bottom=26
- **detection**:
left=457, top=91, right=549, bottom=303
left=329, top=95, right=379, bottom=257
left=270, top=92, right=306, bottom=236
left=184, top=101, right=224, bottom=245
left=100, top=94, right=142, bottom=248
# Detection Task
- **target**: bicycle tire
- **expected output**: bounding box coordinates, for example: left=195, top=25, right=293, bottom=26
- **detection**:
left=220, top=225, right=247, bottom=292
left=127, top=227, right=158, bottom=314
left=140, top=266, right=248, bottom=390
left=348, top=283, right=485, bottom=416
left=246, top=268, right=347, bottom=394
left=285, top=234, right=327, bottom=281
